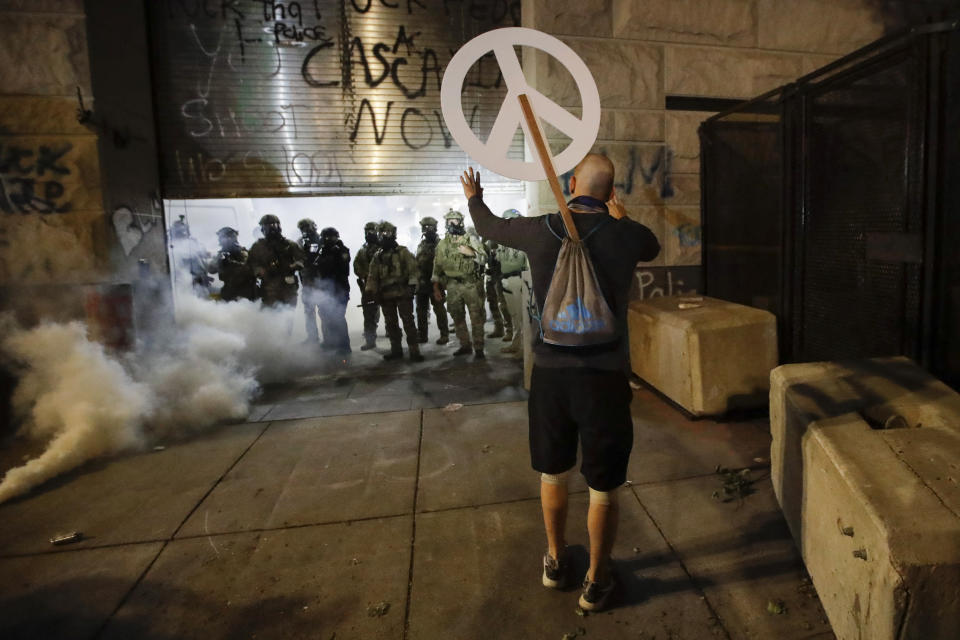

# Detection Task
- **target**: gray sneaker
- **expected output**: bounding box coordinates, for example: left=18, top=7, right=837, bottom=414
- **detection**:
left=542, top=549, right=568, bottom=588
left=578, top=573, right=616, bottom=611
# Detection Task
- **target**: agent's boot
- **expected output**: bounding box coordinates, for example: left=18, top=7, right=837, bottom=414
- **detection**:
left=409, top=344, right=424, bottom=362
left=487, top=323, right=504, bottom=339
left=435, top=333, right=449, bottom=345
left=360, top=336, right=377, bottom=351
left=453, top=344, right=473, bottom=356
left=502, top=328, right=513, bottom=342
left=474, top=349, right=485, bottom=360
left=383, top=342, right=404, bottom=361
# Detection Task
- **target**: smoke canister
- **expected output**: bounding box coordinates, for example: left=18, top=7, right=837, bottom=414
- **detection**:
left=84, top=283, right=135, bottom=351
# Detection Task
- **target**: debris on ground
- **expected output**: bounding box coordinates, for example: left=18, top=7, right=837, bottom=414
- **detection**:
left=633, top=547, right=641, bottom=554
left=753, top=457, right=767, bottom=464
left=797, top=576, right=817, bottom=599
left=443, top=403, right=464, bottom=412
left=481, top=444, right=492, bottom=453
left=624, top=480, right=633, bottom=486
left=350, top=557, right=361, bottom=566
left=50, top=532, right=83, bottom=546
left=766, top=599, right=787, bottom=615
left=153, top=446, right=166, bottom=452
left=367, top=602, right=390, bottom=617
left=575, top=605, right=588, bottom=617
left=562, top=627, right=587, bottom=639
left=712, top=466, right=754, bottom=503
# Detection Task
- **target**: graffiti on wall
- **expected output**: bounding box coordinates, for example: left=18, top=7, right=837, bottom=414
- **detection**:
left=112, top=204, right=162, bottom=256
left=0, top=142, right=74, bottom=214
left=153, top=0, right=522, bottom=196
left=559, top=145, right=674, bottom=201
left=633, top=266, right=701, bottom=300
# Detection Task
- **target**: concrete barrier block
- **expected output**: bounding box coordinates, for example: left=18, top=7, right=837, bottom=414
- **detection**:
left=628, top=295, right=777, bottom=415
left=770, top=358, right=960, bottom=640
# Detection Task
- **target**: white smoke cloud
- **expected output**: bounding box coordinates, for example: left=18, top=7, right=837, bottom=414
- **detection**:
left=0, top=286, right=326, bottom=504
left=0, top=321, right=151, bottom=504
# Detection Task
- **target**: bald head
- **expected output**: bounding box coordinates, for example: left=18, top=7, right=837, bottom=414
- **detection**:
left=570, top=153, right=615, bottom=201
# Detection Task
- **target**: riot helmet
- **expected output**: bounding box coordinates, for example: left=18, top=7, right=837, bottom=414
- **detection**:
left=364, top=221, right=379, bottom=245
left=259, top=214, right=282, bottom=239
left=377, top=221, right=398, bottom=248
left=444, top=209, right=465, bottom=236
left=320, top=227, right=340, bottom=247
left=420, top=216, right=438, bottom=241
left=216, top=226, right=239, bottom=250
left=297, top=218, right=318, bottom=237
left=171, top=215, right=190, bottom=240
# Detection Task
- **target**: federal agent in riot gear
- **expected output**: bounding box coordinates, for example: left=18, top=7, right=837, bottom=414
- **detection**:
left=247, top=214, right=304, bottom=307
left=169, top=214, right=212, bottom=296
left=432, top=209, right=487, bottom=358
left=298, top=218, right=324, bottom=343
left=415, top=216, right=450, bottom=345
left=208, top=226, right=257, bottom=302
left=353, top=221, right=381, bottom=350
left=314, top=226, right=351, bottom=352
left=365, top=221, right=423, bottom=362
left=483, top=237, right=510, bottom=339
left=497, top=209, right=529, bottom=355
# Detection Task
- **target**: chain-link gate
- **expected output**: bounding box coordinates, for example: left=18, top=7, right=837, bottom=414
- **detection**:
left=701, top=21, right=959, bottom=387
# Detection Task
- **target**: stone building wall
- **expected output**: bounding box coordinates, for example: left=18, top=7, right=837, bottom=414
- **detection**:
left=0, top=0, right=105, bottom=287
left=520, top=0, right=952, bottom=297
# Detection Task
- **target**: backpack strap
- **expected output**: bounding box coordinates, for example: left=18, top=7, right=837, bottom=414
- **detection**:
left=544, top=214, right=565, bottom=241
left=581, top=216, right=612, bottom=241
left=544, top=213, right=612, bottom=242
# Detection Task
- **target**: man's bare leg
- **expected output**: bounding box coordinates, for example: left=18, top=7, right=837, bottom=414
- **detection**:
left=541, top=478, right=568, bottom=561
left=586, top=488, right=619, bottom=583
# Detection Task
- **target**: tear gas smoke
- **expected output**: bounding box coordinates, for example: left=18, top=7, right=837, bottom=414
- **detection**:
left=0, top=288, right=328, bottom=504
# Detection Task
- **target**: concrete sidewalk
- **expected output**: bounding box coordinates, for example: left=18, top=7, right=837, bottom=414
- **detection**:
left=0, top=355, right=834, bottom=639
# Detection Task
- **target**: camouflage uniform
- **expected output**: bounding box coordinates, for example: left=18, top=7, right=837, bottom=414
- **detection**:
left=209, top=227, right=257, bottom=302
left=353, top=221, right=382, bottom=350
left=247, top=214, right=304, bottom=307
left=484, top=239, right=510, bottom=338
left=498, top=209, right=528, bottom=355
left=365, top=221, right=423, bottom=361
left=432, top=210, right=487, bottom=356
left=415, top=216, right=449, bottom=344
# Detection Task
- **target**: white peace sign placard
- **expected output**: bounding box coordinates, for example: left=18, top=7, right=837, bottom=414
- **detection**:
left=441, top=27, right=601, bottom=182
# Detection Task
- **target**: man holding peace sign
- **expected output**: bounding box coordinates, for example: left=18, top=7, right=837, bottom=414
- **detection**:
left=461, top=155, right=660, bottom=611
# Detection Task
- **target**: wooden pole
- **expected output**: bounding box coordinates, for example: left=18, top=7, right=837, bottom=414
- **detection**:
left=517, top=93, right=580, bottom=242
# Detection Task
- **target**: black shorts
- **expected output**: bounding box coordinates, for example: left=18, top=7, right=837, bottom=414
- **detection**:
left=528, top=365, right=634, bottom=491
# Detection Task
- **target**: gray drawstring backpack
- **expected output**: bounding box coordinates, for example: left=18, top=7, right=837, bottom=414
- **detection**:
left=538, top=215, right=618, bottom=347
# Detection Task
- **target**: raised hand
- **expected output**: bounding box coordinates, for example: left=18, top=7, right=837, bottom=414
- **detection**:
left=460, top=167, right=483, bottom=200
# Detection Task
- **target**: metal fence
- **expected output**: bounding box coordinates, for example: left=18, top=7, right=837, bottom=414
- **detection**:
left=700, top=21, right=960, bottom=387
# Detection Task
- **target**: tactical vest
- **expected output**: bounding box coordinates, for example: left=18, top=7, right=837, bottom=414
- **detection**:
left=369, top=246, right=416, bottom=299
left=434, top=235, right=483, bottom=283
left=416, top=238, right=438, bottom=286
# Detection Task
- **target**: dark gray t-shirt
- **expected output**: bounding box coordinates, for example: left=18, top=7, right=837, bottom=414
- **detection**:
left=470, top=195, right=660, bottom=372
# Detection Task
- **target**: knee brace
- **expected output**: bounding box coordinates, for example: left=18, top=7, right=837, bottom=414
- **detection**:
left=588, top=485, right=619, bottom=506
left=541, top=469, right=572, bottom=486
